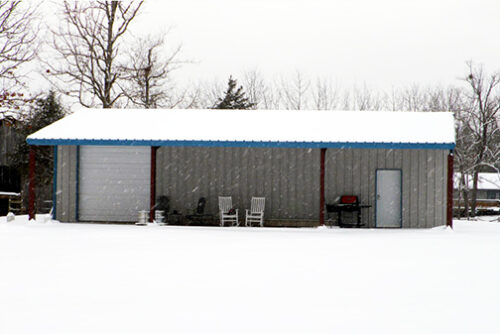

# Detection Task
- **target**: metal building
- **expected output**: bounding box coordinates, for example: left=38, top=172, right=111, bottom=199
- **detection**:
left=27, top=109, right=456, bottom=228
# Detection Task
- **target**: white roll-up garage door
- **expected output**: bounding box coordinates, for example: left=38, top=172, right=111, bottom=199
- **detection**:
left=78, top=146, right=151, bottom=222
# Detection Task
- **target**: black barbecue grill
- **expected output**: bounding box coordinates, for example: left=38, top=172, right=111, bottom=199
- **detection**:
left=326, top=195, right=371, bottom=228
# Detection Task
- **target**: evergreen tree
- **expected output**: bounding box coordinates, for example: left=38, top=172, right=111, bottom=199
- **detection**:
left=10, top=91, right=66, bottom=210
left=213, top=76, right=256, bottom=109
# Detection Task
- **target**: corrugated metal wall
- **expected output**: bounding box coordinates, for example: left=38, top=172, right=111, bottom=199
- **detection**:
left=55, top=145, right=449, bottom=227
left=55, top=146, right=78, bottom=222
left=157, top=147, right=320, bottom=221
left=325, top=149, right=447, bottom=228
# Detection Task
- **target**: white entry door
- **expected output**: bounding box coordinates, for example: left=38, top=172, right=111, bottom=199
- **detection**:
left=376, top=169, right=402, bottom=228
left=79, top=146, right=150, bottom=222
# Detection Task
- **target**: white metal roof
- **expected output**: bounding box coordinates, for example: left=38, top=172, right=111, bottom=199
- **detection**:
left=455, top=173, right=500, bottom=190
left=27, top=108, right=455, bottom=149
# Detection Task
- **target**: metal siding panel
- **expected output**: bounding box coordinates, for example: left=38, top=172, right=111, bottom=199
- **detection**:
left=224, top=148, right=234, bottom=206
left=293, top=149, right=301, bottom=218
left=309, top=149, right=320, bottom=220
left=246, top=147, right=255, bottom=208
left=289, top=149, right=298, bottom=218
left=324, top=148, right=333, bottom=204
left=153, top=147, right=447, bottom=227
left=346, top=149, right=354, bottom=195
left=436, top=150, right=446, bottom=227
left=184, top=147, right=193, bottom=208
left=417, top=150, right=427, bottom=228
left=279, top=149, right=289, bottom=218
left=444, top=151, right=450, bottom=224
left=352, top=149, right=360, bottom=198
left=56, top=146, right=65, bottom=221
left=163, top=147, right=173, bottom=204
left=393, top=150, right=404, bottom=226
left=263, top=148, right=273, bottom=219
left=205, top=147, right=214, bottom=209
left=303, top=149, right=313, bottom=219
left=271, top=148, right=281, bottom=219
left=219, top=148, right=227, bottom=204
left=312, top=148, right=320, bottom=219
left=384, top=149, right=392, bottom=168
left=169, top=147, right=179, bottom=211
left=156, top=147, right=164, bottom=198
left=360, top=150, right=371, bottom=226
left=426, top=151, right=435, bottom=228
left=241, top=148, right=250, bottom=213
left=433, top=150, right=443, bottom=227
left=169, top=147, right=178, bottom=209
left=409, top=150, right=419, bottom=227
left=337, top=149, right=345, bottom=197
left=189, top=147, right=198, bottom=207
left=367, top=150, right=377, bottom=227
left=56, top=146, right=77, bottom=222
left=69, top=146, right=78, bottom=222
left=402, top=150, right=411, bottom=227
left=154, top=147, right=349, bottom=222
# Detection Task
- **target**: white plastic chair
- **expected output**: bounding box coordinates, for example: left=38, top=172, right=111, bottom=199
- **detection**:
left=245, top=197, right=265, bottom=227
left=219, top=196, right=239, bottom=226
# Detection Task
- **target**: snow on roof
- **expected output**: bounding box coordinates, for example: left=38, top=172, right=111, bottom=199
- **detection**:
left=27, top=108, right=455, bottom=149
left=455, top=173, right=500, bottom=190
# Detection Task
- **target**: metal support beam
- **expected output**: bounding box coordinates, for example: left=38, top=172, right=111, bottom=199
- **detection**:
left=447, top=150, right=454, bottom=228
left=149, top=146, right=158, bottom=222
left=28, top=146, right=36, bottom=220
left=320, top=148, right=326, bottom=226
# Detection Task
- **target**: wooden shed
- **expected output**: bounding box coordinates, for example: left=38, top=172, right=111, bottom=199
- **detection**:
left=27, top=109, right=455, bottom=228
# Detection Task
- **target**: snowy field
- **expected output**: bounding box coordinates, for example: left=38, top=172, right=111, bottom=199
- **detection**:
left=1, top=215, right=500, bottom=334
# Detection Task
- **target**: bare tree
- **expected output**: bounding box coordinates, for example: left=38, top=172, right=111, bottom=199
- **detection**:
left=280, top=71, right=310, bottom=110
left=47, top=1, right=144, bottom=108
left=462, top=61, right=500, bottom=216
left=352, top=84, right=385, bottom=110
left=0, top=1, right=38, bottom=114
left=242, top=69, right=283, bottom=109
left=312, top=77, right=341, bottom=110
left=120, top=34, right=186, bottom=108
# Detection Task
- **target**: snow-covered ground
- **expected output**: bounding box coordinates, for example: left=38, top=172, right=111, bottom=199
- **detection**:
left=1, top=215, right=499, bottom=334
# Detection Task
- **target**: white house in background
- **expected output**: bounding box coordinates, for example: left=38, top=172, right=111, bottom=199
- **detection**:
left=26, top=109, right=456, bottom=228
left=455, top=173, right=500, bottom=200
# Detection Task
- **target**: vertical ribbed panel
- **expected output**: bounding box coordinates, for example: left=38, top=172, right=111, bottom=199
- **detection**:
left=325, top=148, right=448, bottom=228
left=56, top=146, right=78, bottom=222
left=157, top=147, right=320, bottom=220
left=54, top=145, right=448, bottom=227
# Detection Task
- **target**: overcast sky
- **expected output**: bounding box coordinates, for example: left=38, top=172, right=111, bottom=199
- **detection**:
left=130, top=0, right=500, bottom=91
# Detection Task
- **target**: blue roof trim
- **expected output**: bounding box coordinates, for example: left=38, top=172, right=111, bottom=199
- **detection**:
left=27, top=138, right=455, bottom=150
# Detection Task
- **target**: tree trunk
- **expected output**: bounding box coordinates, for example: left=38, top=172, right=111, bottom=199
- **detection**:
left=460, top=172, right=470, bottom=219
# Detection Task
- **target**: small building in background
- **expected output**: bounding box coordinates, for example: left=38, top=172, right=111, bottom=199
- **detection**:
left=454, top=173, right=500, bottom=214
left=0, top=115, right=22, bottom=215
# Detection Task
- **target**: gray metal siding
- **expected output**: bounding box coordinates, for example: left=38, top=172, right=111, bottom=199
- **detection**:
left=55, top=145, right=449, bottom=227
left=325, top=149, right=448, bottom=228
left=157, top=147, right=320, bottom=221
left=55, top=146, right=78, bottom=222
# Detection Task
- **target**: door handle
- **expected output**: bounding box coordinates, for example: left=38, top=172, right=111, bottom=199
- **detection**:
left=376, top=194, right=381, bottom=200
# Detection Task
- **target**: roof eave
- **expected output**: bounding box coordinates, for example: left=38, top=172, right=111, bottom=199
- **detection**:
left=26, top=138, right=456, bottom=150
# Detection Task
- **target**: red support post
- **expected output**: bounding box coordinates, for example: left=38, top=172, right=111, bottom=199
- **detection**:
left=149, top=146, right=158, bottom=222
left=320, top=148, right=326, bottom=226
left=446, top=151, right=454, bottom=228
left=28, top=147, right=36, bottom=220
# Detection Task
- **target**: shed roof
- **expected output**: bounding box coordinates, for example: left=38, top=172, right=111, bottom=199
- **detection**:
left=27, top=108, right=455, bottom=149
left=455, top=173, right=500, bottom=190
